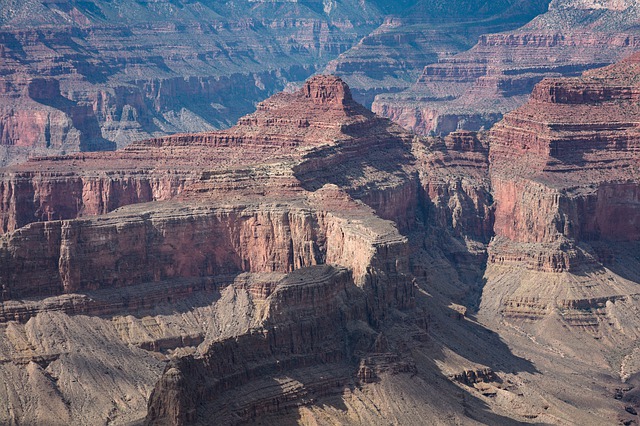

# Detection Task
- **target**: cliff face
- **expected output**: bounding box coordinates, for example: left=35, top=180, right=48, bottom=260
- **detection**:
left=490, top=54, right=640, bottom=248
left=145, top=265, right=363, bottom=425
left=372, top=1, right=640, bottom=135
left=415, top=131, right=494, bottom=244
left=477, top=55, right=640, bottom=403
left=2, top=69, right=640, bottom=426
left=0, top=76, right=424, bottom=425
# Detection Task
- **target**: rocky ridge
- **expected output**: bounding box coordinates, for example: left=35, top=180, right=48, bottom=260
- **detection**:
left=0, top=0, right=391, bottom=165
left=1, top=69, right=639, bottom=426
left=478, top=55, right=640, bottom=425
left=325, top=0, right=551, bottom=107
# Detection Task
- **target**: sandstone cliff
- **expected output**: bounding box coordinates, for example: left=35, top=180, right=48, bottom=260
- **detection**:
left=0, top=0, right=392, bottom=165
left=477, top=57, right=640, bottom=426
left=1, top=72, right=639, bottom=426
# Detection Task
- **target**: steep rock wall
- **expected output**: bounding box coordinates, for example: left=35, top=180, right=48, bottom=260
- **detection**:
left=0, top=1, right=386, bottom=164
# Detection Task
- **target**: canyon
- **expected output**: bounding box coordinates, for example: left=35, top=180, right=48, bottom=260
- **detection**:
left=1, top=1, right=640, bottom=425
left=324, top=0, right=551, bottom=106
left=0, top=49, right=638, bottom=426
left=0, top=75, right=424, bottom=425
left=0, top=0, right=389, bottom=165
left=4, top=0, right=640, bottom=170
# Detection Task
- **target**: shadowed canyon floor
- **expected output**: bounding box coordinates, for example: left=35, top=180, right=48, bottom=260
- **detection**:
left=0, top=68, right=638, bottom=426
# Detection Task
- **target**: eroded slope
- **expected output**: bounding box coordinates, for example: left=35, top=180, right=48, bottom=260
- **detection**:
left=479, top=52, right=640, bottom=426
left=1, top=70, right=639, bottom=426
left=0, top=0, right=389, bottom=165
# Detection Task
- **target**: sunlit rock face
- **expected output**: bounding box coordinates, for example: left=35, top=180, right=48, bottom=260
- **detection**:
left=0, top=0, right=391, bottom=165
left=1, top=48, right=640, bottom=426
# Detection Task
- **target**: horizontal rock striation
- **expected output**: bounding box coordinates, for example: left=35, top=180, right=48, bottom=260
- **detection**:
left=325, top=1, right=551, bottom=107
left=0, top=76, right=419, bottom=236
left=4, top=66, right=639, bottom=425
left=490, top=54, right=640, bottom=253
left=144, top=260, right=410, bottom=425
left=0, top=75, right=427, bottom=425
left=478, top=54, right=640, bottom=376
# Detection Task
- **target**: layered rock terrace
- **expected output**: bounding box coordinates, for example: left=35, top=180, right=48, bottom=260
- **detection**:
left=0, top=75, right=425, bottom=425
left=478, top=54, right=640, bottom=389
left=0, top=0, right=391, bottom=165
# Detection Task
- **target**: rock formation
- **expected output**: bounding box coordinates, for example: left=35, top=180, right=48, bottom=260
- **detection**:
left=0, top=0, right=554, bottom=166
left=373, top=0, right=640, bottom=135
left=489, top=52, right=640, bottom=261
left=478, top=54, right=640, bottom=426
left=1, top=69, right=639, bottom=426
left=0, top=0, right=391, bottom=165
left=0, top=75, right=421, bottom=425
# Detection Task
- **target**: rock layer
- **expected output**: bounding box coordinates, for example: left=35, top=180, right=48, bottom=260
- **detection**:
left=490, top=53, right=640, bottom=249
left=478, top=54, right=640, bottom=400
left=1, top=68, right=640, bottom=426
left=0, top=76, right=423, bottom=425
left=325, top=0, right=551, bottom=107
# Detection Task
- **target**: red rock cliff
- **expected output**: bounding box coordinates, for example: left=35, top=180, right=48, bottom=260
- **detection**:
left=487, top=53, right=640, bottom=276
left=0, top=76, right=420, bottom=425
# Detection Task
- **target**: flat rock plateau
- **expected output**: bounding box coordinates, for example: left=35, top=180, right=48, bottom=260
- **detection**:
left=0, top=54, right=639, bottom=425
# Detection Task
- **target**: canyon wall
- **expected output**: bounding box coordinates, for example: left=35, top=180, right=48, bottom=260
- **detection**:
left=415, top=131, right=494, bottom=244
left=489, top=56, right=640, bottom=250
left=477, top=54, right=640, bottom=392
left=0, top=76, right=423, bottom=425
left=1, top=69, right=639, bottom=425
left=0, top=0, right=557, bottom=165
left=325, top=0, right=551, bottom=107
left=0, top=0, right=388, bottom=164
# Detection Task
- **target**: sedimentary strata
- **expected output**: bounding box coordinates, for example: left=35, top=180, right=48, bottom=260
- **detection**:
left=1, top=68, right=639, bottom=425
